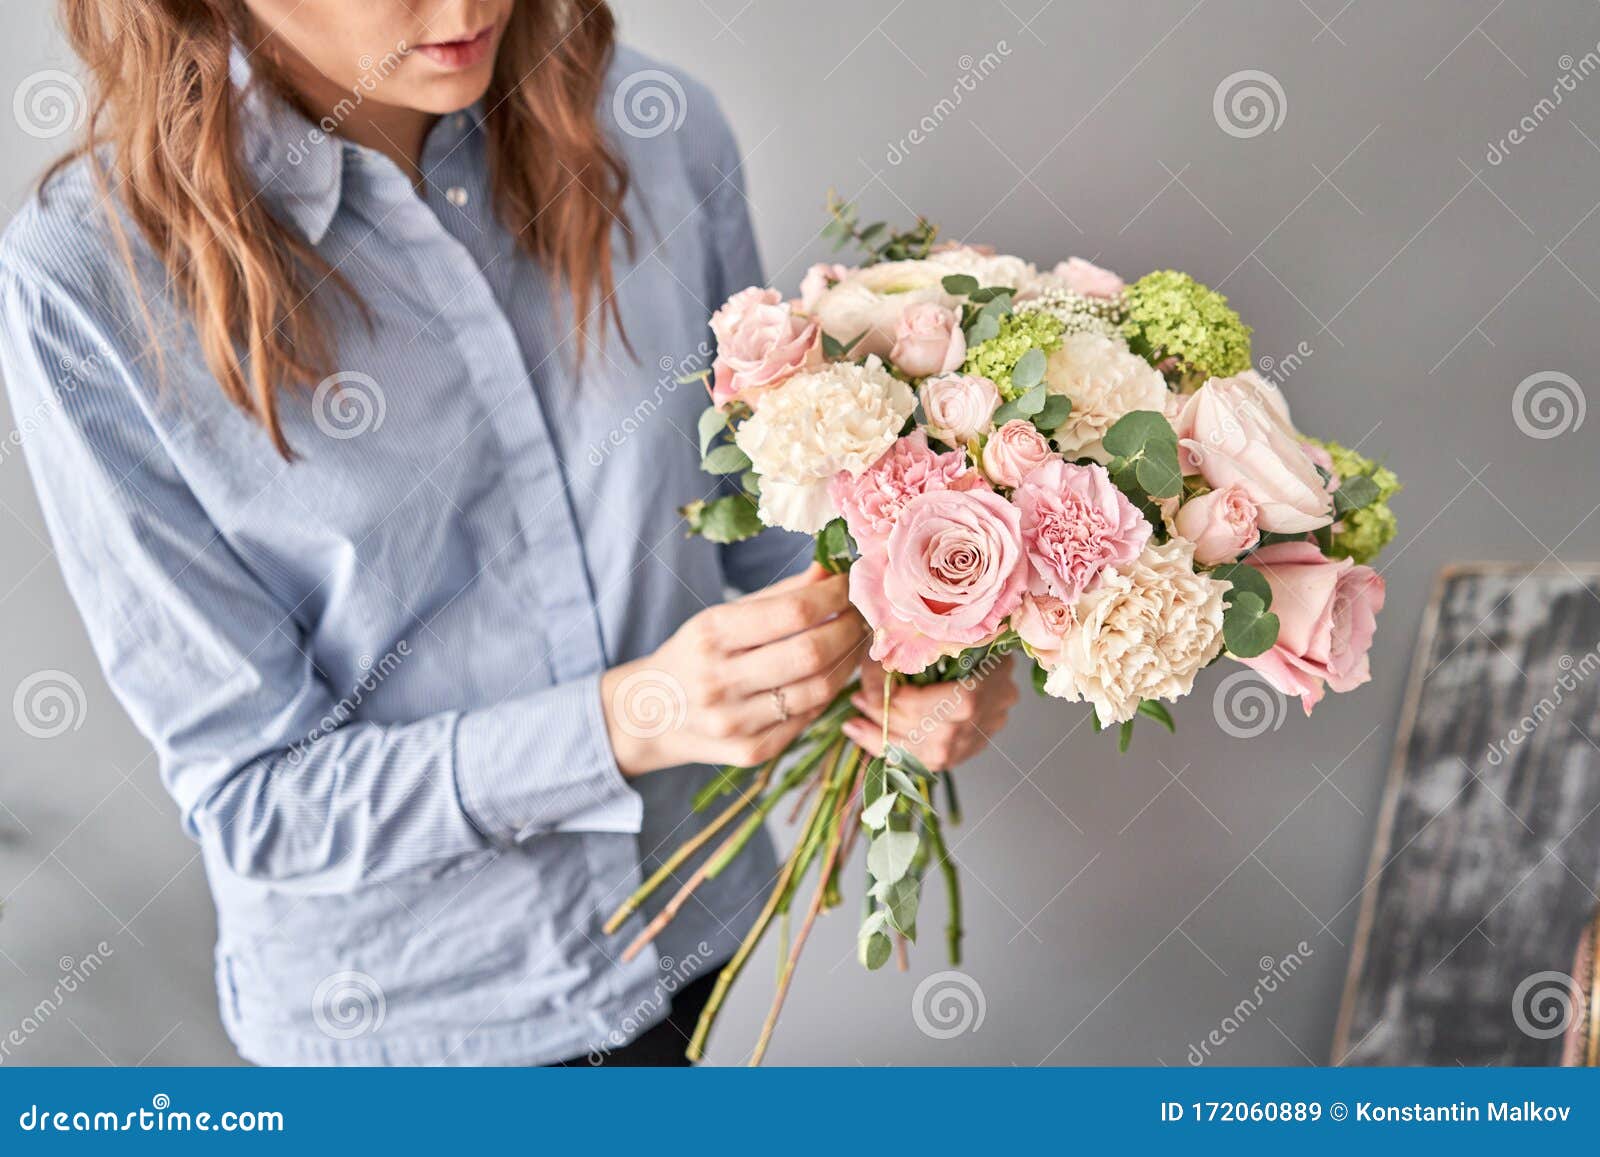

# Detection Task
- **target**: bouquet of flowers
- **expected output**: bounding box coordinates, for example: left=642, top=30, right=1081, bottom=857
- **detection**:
left=605, top=200, right=1398, bottom=1063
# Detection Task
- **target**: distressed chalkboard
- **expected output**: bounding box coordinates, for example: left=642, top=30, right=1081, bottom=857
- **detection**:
left=1335, top=563, right=1600, bottom=1066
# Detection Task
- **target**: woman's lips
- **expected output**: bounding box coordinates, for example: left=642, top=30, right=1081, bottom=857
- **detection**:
left=414, top=25, right=496, bottom=70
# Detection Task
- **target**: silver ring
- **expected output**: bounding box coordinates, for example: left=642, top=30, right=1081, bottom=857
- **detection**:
left=770, top=687, right=790, bottom=723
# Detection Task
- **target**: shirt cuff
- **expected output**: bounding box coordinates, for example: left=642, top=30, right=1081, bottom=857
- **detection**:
left=453, top=673, right=642, bottom=841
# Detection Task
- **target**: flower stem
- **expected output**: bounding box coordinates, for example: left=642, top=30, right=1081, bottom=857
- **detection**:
left=686, top=737, right=846, bottom=1061
left=603, top=760, right=775, bottom=935
left=748, top=749, right=866, bottom=1066
left=924, top=807, right=962, bottom=966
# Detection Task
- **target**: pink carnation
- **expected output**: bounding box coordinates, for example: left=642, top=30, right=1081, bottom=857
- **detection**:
left=828, top=431, right=982, bottom=551
left=1012, top=459, right=1151, bottom=601
left=709, top=287, right=820, bottom=409
left=850, top=488, right=1028, bottom=674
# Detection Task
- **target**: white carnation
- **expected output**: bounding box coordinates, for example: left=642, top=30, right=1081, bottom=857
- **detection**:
left=1043, top=332, right=1170, bottom=461
left=1043, top=539, right=1227, bottom=725
left=734, top=357, right=916, bottom=532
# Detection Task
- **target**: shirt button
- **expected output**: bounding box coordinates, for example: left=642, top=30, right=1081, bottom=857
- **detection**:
left=445, top=186, right=469, bottom=208
left=454, top=113, right=469, bottom=131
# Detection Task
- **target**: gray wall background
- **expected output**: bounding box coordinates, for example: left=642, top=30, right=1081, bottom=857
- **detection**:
left=1, top=0, right=1598, bottom=1066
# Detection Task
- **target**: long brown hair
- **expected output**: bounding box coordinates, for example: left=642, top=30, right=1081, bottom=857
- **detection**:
left=53, top=0, right=631, bottom=457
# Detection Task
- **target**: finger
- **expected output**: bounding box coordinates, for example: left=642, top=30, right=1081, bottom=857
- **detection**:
left=714, top=572, right=853, bottom=651
left=842, top=717, right=885, bottom=757
left=748, top=562, right=828, bottom=597
left=726, top=612, right=868, bottom=694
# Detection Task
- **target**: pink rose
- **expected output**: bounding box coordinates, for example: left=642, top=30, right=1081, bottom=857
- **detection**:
left=1014, top=593, right=1073, bottom=668
left=799, top=262, right=848, bottom=312
left=851, top=488, right=1028, bottom=674
left=828, top=431, right=979, bottom=551
left=709, top=287, right=821, bottom=409
left=922, top=374, right=1000, bottom=445
left=889, top=302, right=966, bottom=379
left=1239, top=541, right=1386, bottom=713
left=981, top=419, right=1054, bottom=488
left=1173, top=375, right=1334, bottom=533
left=1012, top=459, right=1151, bottom=601
left=1174, top=484, right=1261, bottom=565
left=1051, top=257, right=1125, bottom=300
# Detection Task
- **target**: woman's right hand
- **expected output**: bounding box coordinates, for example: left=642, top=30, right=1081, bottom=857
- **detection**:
left=600, top=565, right=869, bottom=776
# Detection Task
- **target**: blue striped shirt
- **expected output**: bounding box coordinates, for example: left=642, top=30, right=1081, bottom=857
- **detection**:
left=0, top=46, right=805, bottom=1065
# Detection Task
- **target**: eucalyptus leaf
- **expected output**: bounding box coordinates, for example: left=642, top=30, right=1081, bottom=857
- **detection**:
left=863, top=757, right=886, bottom=807
left=860, top=791, right=898, bottom=831
left=701, top=443, right=752, bottom=475
left=1032, top=394, right=1072, bottom=433
left=696, top=405, right=726, bottom=457
left=1209, top=562, right=1273, bottom=611
left=883, top=876, right=921, bottom=935
left=941, top=273, right=980, bottom=296
left=861, top=929, right=893, bottom=970
left=1333, top=473, right=1381, bottom=516
left=867, top=829, right=921, bottom=885
left=1221, top=590, right=1280, bottom=658
left=689, top=493, right=763, bottom=544
left=965, top=312, right=1000, bottom=346
left=1011, top=347, right=1046, bottom=392
left=992, top=382, right=1046, bottom=425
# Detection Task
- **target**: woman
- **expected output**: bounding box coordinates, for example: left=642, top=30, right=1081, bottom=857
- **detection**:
left=0, top=0, right=1018, bottom=1065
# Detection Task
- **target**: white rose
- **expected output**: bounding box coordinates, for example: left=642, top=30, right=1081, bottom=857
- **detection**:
left=1043, top=539, right=1228, bottom=725
left=1043, top=332, right=1171, bottom=461
left=929, top=246, right=1047, bottom=296
left=734, top=356, right=917, bottom=532
left=810, top=261, right=956, bottom=360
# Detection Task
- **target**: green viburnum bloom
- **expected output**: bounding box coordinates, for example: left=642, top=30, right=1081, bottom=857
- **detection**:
left=961, top=310, right=1064, bottom=398
left=1314, top=438, right=1401, bottom=564
left=1121, top=270, right=1252, bottom=385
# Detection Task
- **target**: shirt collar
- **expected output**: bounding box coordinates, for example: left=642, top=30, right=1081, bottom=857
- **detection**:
left=231, top=45, right=344, bottom=245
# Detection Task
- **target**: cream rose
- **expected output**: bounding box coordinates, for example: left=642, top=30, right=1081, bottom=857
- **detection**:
left=1043, top=539, right=1228, bottom=725
left=810, top=260, right=957, bottom=361
left=734, top=357, right=916, bottom=533
left=1043, top=332, right=1170, bottom=461
left=922, top=374, right=1001, bottom=445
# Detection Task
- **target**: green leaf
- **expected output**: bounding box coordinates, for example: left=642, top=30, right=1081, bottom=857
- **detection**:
left=886, top=745, right=931, bottom=779
left=992, top=382, right=1047, bottom=425
left=701, top=443, right=752, bottom=475
left=1031, top=660, right=1051, bottom=696
left=697, top=405, right=726, bottom=457
left=1118, top=719, right=1135, bottom=753
left=860, top=791, right=898, bottom=831
left=1209, top=562, right=1273, bottom=611
left=1137, top=699, right=1175, bottom=732
left=1103, top=411, right=1181, bottom=500
left=739, top=470, right=761, bottom=497
left=942, top=273, right=980, bottom=296
left=688, top=493, right=763, bottom=544
left=1101, top=410, right=1176, bottom=459
left=883, top=876, right=920, bottom=935
left=1011, top=347, right=1046, bottom=392
left=1032, top=394, right=1072, bottom=433
left=965, top=311, right=1001, bottom=345
left=1221, top=590, right=1280, bottom=658
left=861, top=928, right=893, bottom=970
left=821, top=330, right=867, bottom=360
left=1134, top=447, right=1182, bottom=499
left=867, top=830, right=921, bottom=885
left=1333, top=473, right=1381, bottom=517
left=967, top=285, right=1012, bottom=304
left=863, top=757, right=886, bottom=807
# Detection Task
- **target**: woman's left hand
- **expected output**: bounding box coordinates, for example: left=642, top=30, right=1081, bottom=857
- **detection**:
left=843, top=653, right=1021, bottom=771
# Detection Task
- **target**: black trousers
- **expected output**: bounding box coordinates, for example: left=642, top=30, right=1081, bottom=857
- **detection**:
left=551, top=969, right=719, bottom=1067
